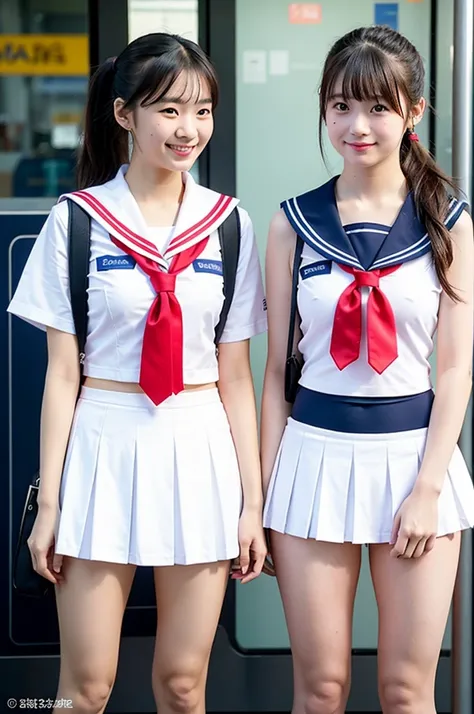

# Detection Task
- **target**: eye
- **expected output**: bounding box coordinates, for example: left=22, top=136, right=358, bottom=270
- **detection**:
left=334, top=102, right=349, bottom=112
left=160, top=107, right=178, bottom=115
left=197, top=108, right=211, bottom=116
left=372, top=104, right=388, bottom=113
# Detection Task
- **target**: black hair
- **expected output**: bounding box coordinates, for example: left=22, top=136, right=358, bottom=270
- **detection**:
left=77, top=33, right=219, bottom=189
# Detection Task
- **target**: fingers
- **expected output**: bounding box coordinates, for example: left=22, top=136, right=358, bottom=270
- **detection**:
left=28, top=540, right=61, bottom=585
left=391, top=534, right=435, bottom=559
left=239, top=541, right=251, bottom=577
left=239, top=549, right=266, bottom=584
left=390, top=513, right=401, bottom=548
left=390, top=532, right=408, bottom=558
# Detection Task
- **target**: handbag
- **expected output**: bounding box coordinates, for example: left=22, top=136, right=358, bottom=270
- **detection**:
left=12, top=199, right=91, bottom=597
left=284, top=235, right=304, bottom=403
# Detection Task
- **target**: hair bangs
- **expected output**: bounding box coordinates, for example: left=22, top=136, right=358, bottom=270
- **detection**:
left=324, top=45, right=405, bottom=117
left=135, top=51, right=217, bottom=109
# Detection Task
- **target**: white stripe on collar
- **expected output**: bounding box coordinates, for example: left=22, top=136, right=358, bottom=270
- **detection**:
left=285, top=197, right=362, bottom=268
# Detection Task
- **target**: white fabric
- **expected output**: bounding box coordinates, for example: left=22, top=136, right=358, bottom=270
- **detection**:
left=263, top=417, right=474, bottom=544
left=147, top=225, right=174, bottom=254
left=297, top=241, right=440, bottom=397
left=7, top=167, right=267, bottom=385
left=55, top=387, right=241, bottom=565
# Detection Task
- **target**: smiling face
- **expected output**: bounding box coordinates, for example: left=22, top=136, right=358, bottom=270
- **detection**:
left=325, top=85, right=416, bottom=168
left=114, top=70, right=214, bottom=174
left=320, top=44, right=425, bottom=171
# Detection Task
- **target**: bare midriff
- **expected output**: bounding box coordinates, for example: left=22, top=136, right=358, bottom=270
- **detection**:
left=83, top=377, right=216, bottom=393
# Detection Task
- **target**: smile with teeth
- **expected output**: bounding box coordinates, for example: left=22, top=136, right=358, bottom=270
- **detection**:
left=167, top=144, right=196, bottom=153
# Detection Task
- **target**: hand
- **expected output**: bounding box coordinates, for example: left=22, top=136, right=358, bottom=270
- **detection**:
left=27, top=504, right=64, bottom=585
left=390, top=487, right=438, bottom=559
left=262, top=528, right=276, bottom=577
left=231, top=509, right=267, bottom=584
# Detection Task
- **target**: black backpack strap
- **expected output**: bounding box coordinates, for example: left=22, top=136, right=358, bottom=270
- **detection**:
left=67, top=198, right=91, bottom=369
left=215, top=207, right=241, bottom=344
left=286, top=235, right=304, bottom=362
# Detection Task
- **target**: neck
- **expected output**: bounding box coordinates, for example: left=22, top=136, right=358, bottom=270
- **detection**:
left=124, top=159, right=185, bottom=206
left=337, top=157, right=407, bottom=202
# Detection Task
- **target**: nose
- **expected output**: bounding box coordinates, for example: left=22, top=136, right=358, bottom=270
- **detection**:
left=175, top=114, right=198, bottom=141
left=349, top=111, right=370, bottom=137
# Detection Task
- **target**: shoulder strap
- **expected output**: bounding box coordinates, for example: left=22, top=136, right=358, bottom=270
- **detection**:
left=67, top=199, right=91, bottom=367
left=286, top=235, right=304, bottom=362
left=215, top=207, right=241, bottom=344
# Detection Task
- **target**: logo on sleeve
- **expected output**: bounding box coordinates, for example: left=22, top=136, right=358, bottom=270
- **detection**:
left=96, top=255, right=136, bottom=271
left=192, top=259, right=223, bottom=276
left=300, top=260, right=332, bottom=280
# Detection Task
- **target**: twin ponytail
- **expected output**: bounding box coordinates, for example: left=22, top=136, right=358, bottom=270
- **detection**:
left=400, top=131, right=460, bottom=301
left=77, top=58, right=129, bottom=190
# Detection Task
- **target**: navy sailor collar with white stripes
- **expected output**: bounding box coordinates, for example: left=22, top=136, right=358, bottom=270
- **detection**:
left=281, top=176, right=466, bottom=271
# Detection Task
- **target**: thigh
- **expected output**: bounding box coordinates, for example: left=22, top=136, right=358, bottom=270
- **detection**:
left=370, top=534, right=460, bottom=692
left=271, top=532, right=361, bottom=687
left=152, top=561, right=230, bottom=674
left=56, top=557, right=136, bottom=684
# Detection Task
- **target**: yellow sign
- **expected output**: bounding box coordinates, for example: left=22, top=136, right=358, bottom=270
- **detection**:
left=0, top=35, right=88, bottom=76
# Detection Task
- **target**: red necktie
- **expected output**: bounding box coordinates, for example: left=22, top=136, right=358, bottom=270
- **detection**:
left=111, top=235, right=209, bottom=405
left=330, top=264, right=401, bottom=374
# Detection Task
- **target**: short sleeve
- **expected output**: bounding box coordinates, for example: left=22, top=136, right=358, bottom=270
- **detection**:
left=7, top=200, right=75, bottom=334
left=218, top=206, right=268, bottom=343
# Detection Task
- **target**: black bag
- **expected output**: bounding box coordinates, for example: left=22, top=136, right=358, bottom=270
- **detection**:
left=284, top=235, right=304, bottom=403
left=12, top=203, right=241, bottom=597
left=13, top=200, right=91, bottom=597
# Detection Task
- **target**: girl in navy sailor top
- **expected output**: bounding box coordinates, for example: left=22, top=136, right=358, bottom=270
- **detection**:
left=8, top=33, right=267, bottom=714
left=261, top=26, right=474, bottom=714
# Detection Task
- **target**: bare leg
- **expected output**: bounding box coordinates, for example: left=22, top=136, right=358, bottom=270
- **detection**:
left=272, top=531, right=362, bottom=714
left=54, top=557, right=136, bottom=714
left=370, top=534, right=460, bottom=714
left=151, top=560, right=230, bottom=714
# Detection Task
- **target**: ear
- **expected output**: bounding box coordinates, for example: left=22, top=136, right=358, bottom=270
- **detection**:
left=114, top=98, right=133, bottom=132
left=411, top=97, right=426, bottom=127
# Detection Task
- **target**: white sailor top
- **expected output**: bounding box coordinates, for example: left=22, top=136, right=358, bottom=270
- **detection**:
left=282, top=177, right=468, bottom=398
left=8, top=166, right=267, bottom=402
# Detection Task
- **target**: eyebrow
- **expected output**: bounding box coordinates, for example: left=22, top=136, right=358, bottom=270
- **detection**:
left=159, top=96, right=213, bottom=105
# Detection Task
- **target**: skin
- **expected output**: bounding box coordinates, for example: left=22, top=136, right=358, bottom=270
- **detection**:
left=28, top=67, right=266, bottom=714
left=261, top=75, right=473, bottom=714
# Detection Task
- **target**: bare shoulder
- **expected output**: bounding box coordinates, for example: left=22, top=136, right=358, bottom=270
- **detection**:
left=267, top=209, right=297, bottom=254
left=450, top=208, right=474, bottom=249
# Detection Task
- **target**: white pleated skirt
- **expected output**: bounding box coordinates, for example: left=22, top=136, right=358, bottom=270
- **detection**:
left=55, top=387, right=242, bottom=566
left=263, top=417, right=474, bottom=544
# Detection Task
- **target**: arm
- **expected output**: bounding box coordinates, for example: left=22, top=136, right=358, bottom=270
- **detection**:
left=28, top=328, right=80, bottom=583
left=260, top=210, right=297, bottom=498
left=391, top=210, right=473, bottom=558
left=415, top=210, right=473, bottom=494
left=218, top=340, right=266, bottom=583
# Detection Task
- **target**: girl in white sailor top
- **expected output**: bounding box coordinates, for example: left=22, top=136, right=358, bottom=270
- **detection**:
left=261, top=26, right=474, bottom=714
left=8, top=33, right=267, bottom=714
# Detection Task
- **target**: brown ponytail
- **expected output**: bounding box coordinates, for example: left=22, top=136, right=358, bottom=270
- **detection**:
left=319, top=25, right=463, bottom=301
left=400, top=131, right=460, bottom=301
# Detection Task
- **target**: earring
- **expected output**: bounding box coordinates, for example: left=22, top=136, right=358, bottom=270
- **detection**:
left=407, top=127, right=419, bottom=142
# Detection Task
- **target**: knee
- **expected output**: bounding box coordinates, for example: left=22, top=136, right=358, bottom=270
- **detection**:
left=299, top=678, right=348, bottom=714
left=71, top=678, right=114, bottom=714
left=379, top=676, right=429, bottom=714
left=155, top=672, right=202, bottom=714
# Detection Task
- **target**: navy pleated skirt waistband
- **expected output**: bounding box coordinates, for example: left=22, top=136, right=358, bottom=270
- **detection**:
left=291, top=387, right=434, bottom=434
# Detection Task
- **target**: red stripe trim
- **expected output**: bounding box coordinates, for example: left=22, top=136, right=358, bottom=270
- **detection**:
left=73, top=190, right=161, bottom=257
left=169, top=195, right=234, bottom=252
